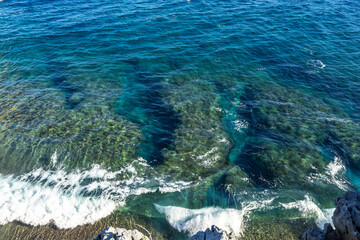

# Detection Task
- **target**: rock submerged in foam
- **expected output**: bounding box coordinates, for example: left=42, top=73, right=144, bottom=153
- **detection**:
left=95, top=225, right=234, bottom=240
left=95, top=192, right=360, bottom=240
left=94, top=226, right=149, bottom=240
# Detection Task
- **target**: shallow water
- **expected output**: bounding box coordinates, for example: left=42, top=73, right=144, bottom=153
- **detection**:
left=0, top=0, right=360, bottom=239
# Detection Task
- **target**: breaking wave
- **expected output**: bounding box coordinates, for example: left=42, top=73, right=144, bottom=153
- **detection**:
left=157, top=192, right=339, bottom=237
left=155, top=198, right=275, bottom=236
left=280, top=195, right=334, bottom=228
left=0, top=158, right=192, bottom=228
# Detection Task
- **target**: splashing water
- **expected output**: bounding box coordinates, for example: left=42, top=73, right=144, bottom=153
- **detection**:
left=307, top=156, right=349, bottom=191
left=280, top=195, right=334, bottom=228
left=155, top=198, right=275, bottom=236
left=0, top=158, right=193, bottom=229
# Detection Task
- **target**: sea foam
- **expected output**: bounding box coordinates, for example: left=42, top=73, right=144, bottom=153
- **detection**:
left=281, top=195, right=334, bottom=228
left=307, top=156, right=350, bottom=191
left=0, top=173, right=117, bottom=228
left=155, top=198, right=274, bottom=236
left=156, top=192, right=337, bottom=237
left=0, top=158, right=192, bottom=228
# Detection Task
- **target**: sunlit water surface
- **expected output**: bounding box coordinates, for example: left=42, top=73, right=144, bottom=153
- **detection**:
left=0, top=0, right=360, bottom=239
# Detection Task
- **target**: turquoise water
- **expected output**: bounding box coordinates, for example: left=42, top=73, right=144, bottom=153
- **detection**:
left=0, top=0, right=360, bottom=238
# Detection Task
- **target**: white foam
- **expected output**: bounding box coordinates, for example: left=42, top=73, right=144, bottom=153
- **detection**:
left=0, top=158, right=193, bottom=229
left=193, top=147, right=223, bottom=168
left=155, top=198, right=274, bottom=236
left=196, top=147, right=219, bottom=161
left=327, top=156, right=347, bottom=190
left=307, top=156, right=349, bottom=191
left=232, top=119, right=249, bottom=132
left=218, top=137, right=230, bottom=144
left=155, top=205, right=243, bottom=236
left=281, top=195, right=334, bottom=228
left=51, top=150, right=58, bottom=166
left=0, top=173, right=117, bottom=228
left=230, top=99, right=246, bottom=109
left=157, top=179, right=192, bottom=193
left=307, top=59, right=326, bottom=69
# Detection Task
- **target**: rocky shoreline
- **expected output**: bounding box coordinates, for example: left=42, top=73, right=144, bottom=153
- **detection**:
left=302, top=191, right=360, bottom=240
left=94, top=226, right=150, bottom=240
left=1, top=191, right=358, bottom=240
left=94, top=225, right=234, bottom=240
left=93, top=191, right=360, bottom=240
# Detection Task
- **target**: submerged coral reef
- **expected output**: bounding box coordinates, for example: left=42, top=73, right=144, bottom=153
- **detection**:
left=237, top=75, right=358, bottom=193
left=160, top=74, right=233, bottom=180
left=0, top=81, right=142, bottom=173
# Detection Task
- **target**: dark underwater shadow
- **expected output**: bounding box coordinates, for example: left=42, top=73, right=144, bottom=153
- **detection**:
left=116, top=58, right=179, bottom=165
left=46, top=54, right=83, bottom=109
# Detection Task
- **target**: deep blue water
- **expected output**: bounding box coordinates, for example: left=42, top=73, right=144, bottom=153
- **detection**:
left=0, top=0, right=360, bottom=238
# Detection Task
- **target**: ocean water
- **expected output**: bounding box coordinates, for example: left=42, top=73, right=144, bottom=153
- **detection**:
left=0, top=0, right=360, bottom=239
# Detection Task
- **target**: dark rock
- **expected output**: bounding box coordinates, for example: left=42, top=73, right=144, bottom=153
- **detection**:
left=302, top=224, right=339, bottom=240
left=302, top=191, right=360, bottom=240
left=188, top=225, right=235, bottom=240
left=94, top=226, right=149, bottom=240
left=332, top=191, right=360, bottom=240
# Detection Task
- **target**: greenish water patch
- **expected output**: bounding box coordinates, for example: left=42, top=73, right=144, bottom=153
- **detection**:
left=235, top=72, right=356, bottom=198
left=160, top=73, right=233, bottom=181
left=0, top=81, right=142, bottom=173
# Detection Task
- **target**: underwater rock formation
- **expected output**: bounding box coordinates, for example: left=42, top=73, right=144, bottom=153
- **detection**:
left=46, top=56, right=82, bottom=109
left=34, top=107, right=142, bottom=169
left=302, top=191, right=360, bottom=240
left=238, top=78, right=359, bottom=191
left=160, top=75, right=233, bottom=180
left=238, top=82, right=327, bottom=187
left=0, top=83, right=142, bottom=173
left=117, top=58, right=179, bottom=165
left=333, top=121, right=360, bottom=170
left=188, top=225, right=235, bottom=240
